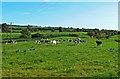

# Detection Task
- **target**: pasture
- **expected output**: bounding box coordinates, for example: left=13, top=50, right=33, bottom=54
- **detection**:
left=2, top=34, right=119, bottom=77
left=1, top=31, right=88, bottom=40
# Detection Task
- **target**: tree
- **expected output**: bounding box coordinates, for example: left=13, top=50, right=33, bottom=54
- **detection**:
left=20, top=29, right=31, bottom=38
left=51, top=28, right=55, bottom=32
left=118, top=31, right=120, bottom=35
left=76, top=28, right=79, bottom=32
left=64, top=28, right=67, bottom=32
left=59, top=27, right=62, bottom=32
left=87, top=31, right=95, bottom=38
left=27, top=24, right=33, bottom=32
left=96, top=33, right=105, bottom=39
left=31, top=33, right=43, bottom=38
left=34, top=29, right=39, bottom=32
left=2, top=23, right=9, bottom=32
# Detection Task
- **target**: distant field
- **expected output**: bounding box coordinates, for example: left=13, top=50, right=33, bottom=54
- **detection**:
left=1, top=31, right=88, bottom=40
left=2, top=34, right=119, bottom=77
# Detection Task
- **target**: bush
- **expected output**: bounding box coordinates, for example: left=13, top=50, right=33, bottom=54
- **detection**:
left=69, top=34, right=78, bottom=37
left=31, top=33, right=43, bottom=38
left=20, top=35, right=28, bottom=38
left=51, top=28, right=55, bottom=32
left=20, top=29, right=31, bottom=38
left=96, top=33, right=105, bottom=39
left=106, top=35, right=110, bottom=39
left=33, top=29, right=39, bottom=32
left=87, top=31, right=95, bottom=38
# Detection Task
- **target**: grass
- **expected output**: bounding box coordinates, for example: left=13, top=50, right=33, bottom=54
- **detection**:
left=2, top=34, right=119, bottom=77
left=1, top=31, right=88, bottom=40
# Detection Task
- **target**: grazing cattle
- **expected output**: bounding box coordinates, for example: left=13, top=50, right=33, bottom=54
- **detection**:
left=74, top=40, right=77, bottom=45
left=78, top=38, right=81, bottom=40
left=14, top=41, right=17, bottom=44
left=69, top=40, right=73, bottom=43
left=56, top=40, right=60, bottom=43
left=68, top=39, right=70, bottom=42
left=12, top=40, right=17, bottom=44
left=37, top=40, right=41, bottom=44
left=63, top=40, right=66, bottom=42
left=35, top=40, right=41, bottom=44
left=52, top=40, right=56, bottom=45
left=40, top=40, right=44, bottom=43
left=59, top=38, right=63, bottom=40
left=83, top=40, right=87, bottom=43
left=77, top=40, right=81, bottom=45
left=45, top=40, right=49, bottom=43
left=34, top=38, right=86, bottom=46
left=35, top=40, right=38, bottom=43
left=96, top=40, right=102, bottom=47
left=80, top=40, right=83, bottom=42
left=49, top=40, right=52, bottom=43
left=6, top=41, right=8, bottom=44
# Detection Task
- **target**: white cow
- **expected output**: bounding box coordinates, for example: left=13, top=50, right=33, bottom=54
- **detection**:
left=78, top=38, right=81, bottom=40
left=52, top=40, right=56, bottom=45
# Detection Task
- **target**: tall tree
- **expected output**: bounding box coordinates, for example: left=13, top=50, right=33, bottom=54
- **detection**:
left=2, top=23, right=9, bottom=32
left=59, top=27, right=62, bottom=32
left=27, top=24, right=33, bottom=32
left=76, top=28, right=79, bottom=32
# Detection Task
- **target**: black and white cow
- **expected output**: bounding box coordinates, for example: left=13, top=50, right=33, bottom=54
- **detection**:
left=12, top=40, right=17, bottom=44
left=45, top=40, right=49, bottom=43
left=74, top=40, right=77, bottom=45
left=59, top=38, right=63, bottom=40
left=69, top=40, right=73, bottom=43
left=63, top=40, right=66, bottom=42
left=96, top=40, right=102, bottom=47
left=83, top=40, right=87, bottom=43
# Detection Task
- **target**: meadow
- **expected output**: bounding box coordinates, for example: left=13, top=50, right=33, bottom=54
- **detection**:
left=1, top=31, right=88, bottom=40
left=2, top=32, right=119, bottom=77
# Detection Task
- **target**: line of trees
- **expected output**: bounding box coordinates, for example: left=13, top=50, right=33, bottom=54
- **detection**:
left=87, top=29, right=119, bottom=39
left=1, top=23, right=120, bottom=39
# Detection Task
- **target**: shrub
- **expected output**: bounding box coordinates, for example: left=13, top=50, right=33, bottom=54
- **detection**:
left=51, top=28, right=55, bottom=32
left=31, top=33, right=43, bottom=38
left=20, top=35, right=28, bottom=38
left=33, top=29, right=39, bottom=32
left=69, top=34, right=78, bottom=37
left=96, top=33, right=105, bottom=39
left=87, top=31, right=95, bottom=38
left=20, top=29, right=31, bottom=38
left=106, top=35, right=110, bottom=39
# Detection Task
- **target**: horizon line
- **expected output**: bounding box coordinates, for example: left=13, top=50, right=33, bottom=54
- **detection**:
left=1, top=23, right=118, bottom=31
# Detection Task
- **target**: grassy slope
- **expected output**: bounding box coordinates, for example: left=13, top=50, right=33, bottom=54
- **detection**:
left=2, top=35, right=119, bottom=77
left=1, top=31, right=88, bottom=40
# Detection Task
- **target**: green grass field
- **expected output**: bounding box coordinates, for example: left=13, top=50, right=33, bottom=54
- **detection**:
left=1, top=31, right=88, bottom=40
left=2, top=34, right=119, bottom=77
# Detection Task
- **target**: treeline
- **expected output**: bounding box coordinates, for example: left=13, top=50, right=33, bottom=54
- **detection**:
left=1, top=23, right=120, bottom=39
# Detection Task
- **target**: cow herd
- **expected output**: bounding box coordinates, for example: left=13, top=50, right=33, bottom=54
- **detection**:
left=35, top=38, right=87, bottom=45
left=5, top=38, right=102, bottom=47
left=35, top=38, right=102, bottom=47
left=6, top=40, right=17, bottom=44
